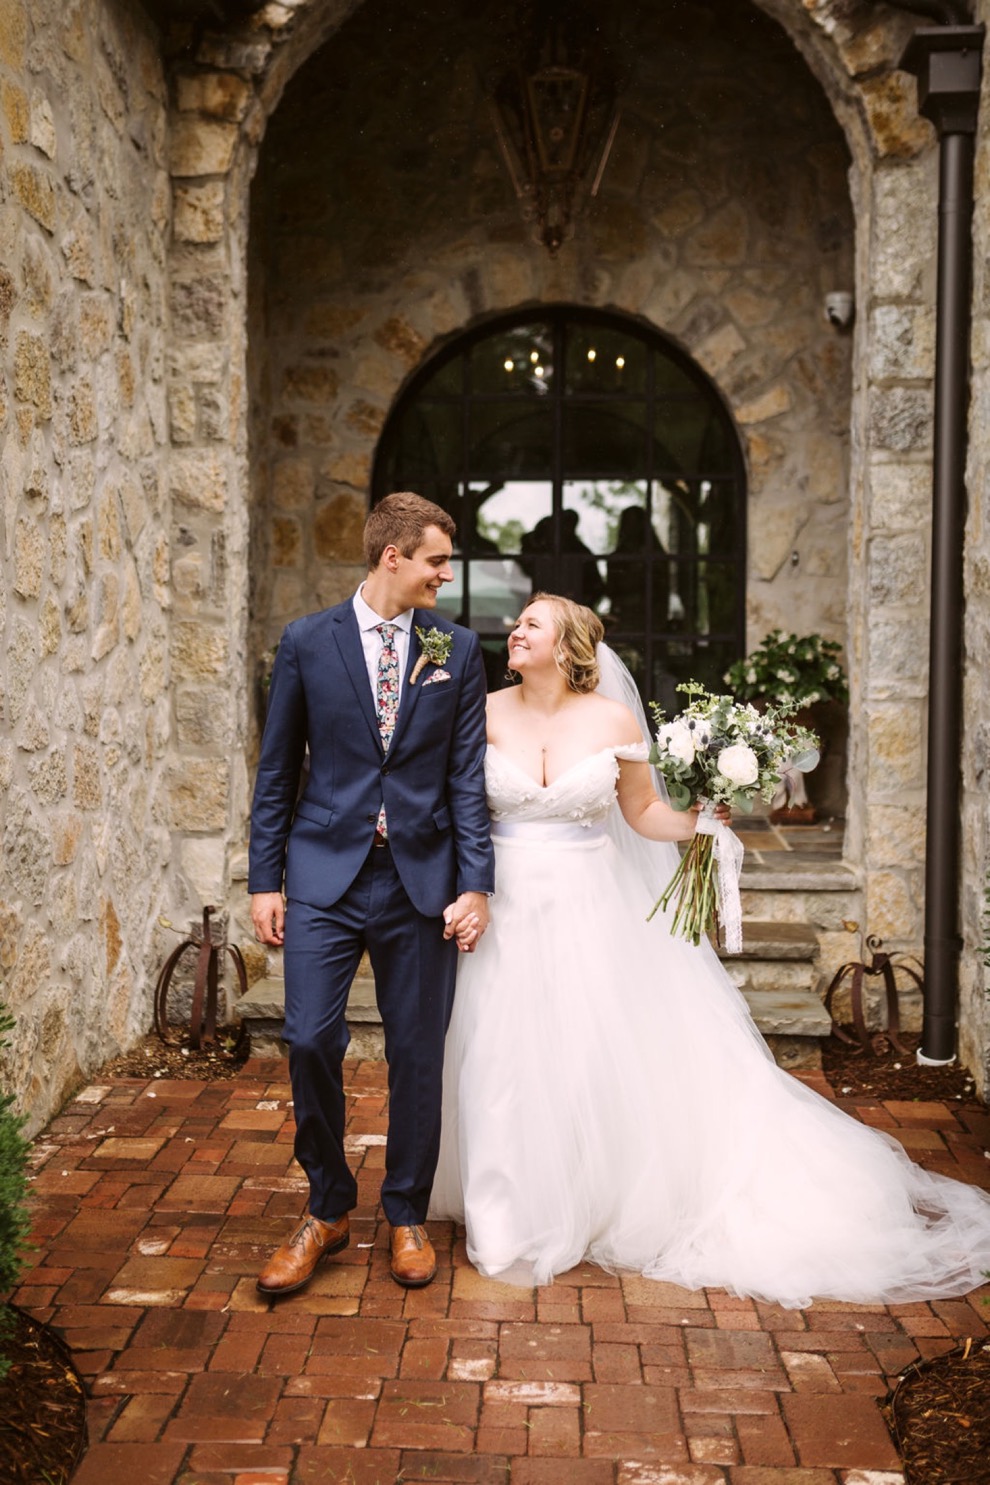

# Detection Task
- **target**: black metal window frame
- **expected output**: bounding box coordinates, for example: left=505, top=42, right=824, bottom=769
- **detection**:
left=371, top=305, right=747, bottom=702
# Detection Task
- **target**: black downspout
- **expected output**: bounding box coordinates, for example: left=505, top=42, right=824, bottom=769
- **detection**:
left=900, top=26, right=984, bottom=1063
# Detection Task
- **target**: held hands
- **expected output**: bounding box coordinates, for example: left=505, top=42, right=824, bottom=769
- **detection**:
left=251, top=891, right=285, bottom=946
left=443, top=891, right=490, bottom=953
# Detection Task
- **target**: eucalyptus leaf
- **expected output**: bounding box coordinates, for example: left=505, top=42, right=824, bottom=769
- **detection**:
left=791, top=748, right=820, bottom=773
left=732, top=790, right=755, bottom=814
left=668, top=780, right=693, bottom=810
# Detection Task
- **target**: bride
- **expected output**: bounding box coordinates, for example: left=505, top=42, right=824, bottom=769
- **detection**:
left=429, top=593, right=990, bottom=1307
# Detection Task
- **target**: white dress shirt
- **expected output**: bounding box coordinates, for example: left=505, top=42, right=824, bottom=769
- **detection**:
left=352, top=584, right=414, bottom=706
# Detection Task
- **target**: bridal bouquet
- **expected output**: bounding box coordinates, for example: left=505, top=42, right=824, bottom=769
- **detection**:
left=647, top=682, right=820, bottom=950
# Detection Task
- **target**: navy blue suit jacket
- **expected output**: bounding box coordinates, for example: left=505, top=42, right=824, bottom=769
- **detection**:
left=248, top=602, right=495, bottom=918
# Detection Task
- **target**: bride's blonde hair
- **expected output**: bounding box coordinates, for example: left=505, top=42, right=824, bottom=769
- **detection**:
left=529, top=593, right=604, bottom=693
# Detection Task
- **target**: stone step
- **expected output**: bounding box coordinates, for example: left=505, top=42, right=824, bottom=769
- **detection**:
left=236, top=920, right=831, bottom=1068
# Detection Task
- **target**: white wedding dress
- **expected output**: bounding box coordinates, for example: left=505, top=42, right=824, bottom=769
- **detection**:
left=430, top=742, right=990, bottom=1307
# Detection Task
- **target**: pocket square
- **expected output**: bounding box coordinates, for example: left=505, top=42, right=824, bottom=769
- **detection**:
left=421, top=668, right=452, bottom=686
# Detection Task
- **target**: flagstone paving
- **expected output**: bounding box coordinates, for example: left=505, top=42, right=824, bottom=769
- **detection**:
left=14, top=1059, right=990, bottom=1485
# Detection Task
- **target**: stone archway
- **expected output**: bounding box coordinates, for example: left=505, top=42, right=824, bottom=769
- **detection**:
left=161, top=0, right=940, bottom=1032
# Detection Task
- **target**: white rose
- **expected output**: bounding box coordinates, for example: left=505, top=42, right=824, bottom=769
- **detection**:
left=717, top=743, right=759, bottom=787
left=659, top=720, right=696, bottom=765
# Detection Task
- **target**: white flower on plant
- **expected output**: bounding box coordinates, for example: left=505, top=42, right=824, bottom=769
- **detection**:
left=776, top=668, right=795, bottom=684
left=659, top=719, right=696, bottom=765
left=745, top=667, right=757, bottom=685
left=717, top=743, right=760, bottom=787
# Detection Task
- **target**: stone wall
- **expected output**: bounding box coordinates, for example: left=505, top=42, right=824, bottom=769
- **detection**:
left=0, top=0, right=173, bottom=1129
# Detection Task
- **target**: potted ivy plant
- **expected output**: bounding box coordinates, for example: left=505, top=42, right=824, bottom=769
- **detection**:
left=724, top=631, right=849, bottom=822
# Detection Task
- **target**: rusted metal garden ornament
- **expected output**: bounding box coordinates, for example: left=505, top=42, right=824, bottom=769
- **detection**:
left=823, top=933, right=924, bottom=1056
left=153, top=905, right=248, bottom=1053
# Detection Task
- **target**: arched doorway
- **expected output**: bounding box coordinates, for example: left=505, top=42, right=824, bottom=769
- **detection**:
left=373, top=308, right=745, bottom=706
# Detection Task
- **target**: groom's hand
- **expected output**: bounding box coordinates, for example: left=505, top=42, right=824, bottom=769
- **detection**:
left=443, top=891, right=490, bottom=953
left=251, top=891, right=286, bottom=945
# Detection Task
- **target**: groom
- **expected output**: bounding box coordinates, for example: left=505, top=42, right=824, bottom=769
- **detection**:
left=249, top=492, right=494, bottom=1292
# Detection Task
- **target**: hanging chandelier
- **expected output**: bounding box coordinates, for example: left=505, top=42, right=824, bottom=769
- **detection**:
left=488, top=0, right=621, bottom=256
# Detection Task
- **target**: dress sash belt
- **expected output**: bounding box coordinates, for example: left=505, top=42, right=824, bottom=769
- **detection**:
left=491, top=819, right=607, bottom=844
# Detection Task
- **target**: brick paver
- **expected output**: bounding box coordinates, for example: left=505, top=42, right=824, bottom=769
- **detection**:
left=15, top=1058, right=990, bottom=1484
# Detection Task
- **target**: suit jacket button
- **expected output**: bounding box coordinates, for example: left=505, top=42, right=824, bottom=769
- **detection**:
left=381, top=765, right=390, bottom=775
left=365, top=813, right=376, bottom=823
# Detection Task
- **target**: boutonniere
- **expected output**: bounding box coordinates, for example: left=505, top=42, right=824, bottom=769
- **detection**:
left=410, top=626, right=453, bottom=684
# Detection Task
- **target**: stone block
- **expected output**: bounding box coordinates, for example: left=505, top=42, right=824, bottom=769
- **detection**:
left=314, top=493, right=365, bottom=563
left=2, top=77, right=28, bottom=140
left=169, top=382, right=197, bottom=443
left=170, top=451, right=227, bottom=512
left=305, top=304, right=367, bottom=338
left=168, top=118, right=238, bottom=178
left=179, top=837, right=226, bottom=903
left=868, top=533, right=926, bottom=605
left=171, top=621, right=229, bottom=680
left=172, top=274, right=227, bottom=338
left=175, top=686, right=227, bottom=747
left=735, top=384, right=791, bottom=425
left=271, top=514, right=301, bottom=567
left=29, top=749, right=68, bottom=806
left=14, top=517, right=44, bottom=598
left=271, top=457, right=313, bottom=510
left=11, top=164, right=56, bottom=232
left=173, top=181, right=225, bottom=244
left=868, top=461, right=929, bottom=531
left=0, top=0, right=27, bottom=68
left=61, top=219, right=96, bottom=284
left=869, top=387, right=930, bottom=453
left=14, top=333, right=52, bottom=418
left=694, top=321, right=746, bottom=377
left=865, top=704, right=923, bottom=793
left=30, top=92, right=57, bottom=159
left=865, top=869, right=919, bottom=942
left=321, top=450, right=370, bottom=490
left=168, top=758, right=229, bottom=831
left=868, top=303, right=934, bottom=382
left=372, top=315, right=426, bottom=367
left=72, top=743, right=102, bottom=810
left=175, top=71, right=251, bottom=122
left=68, top=376, right=98, bottom=444
left=872, top=167, right=937, bottom=301
left=283, top=365, right=340, bottom=403
left=866, top=609, right=928, bottom=689
left=860, top=73, right=932, bottom=161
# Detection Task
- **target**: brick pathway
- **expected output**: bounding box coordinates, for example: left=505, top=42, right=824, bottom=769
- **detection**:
left=15, top=1059, right=990, bottom=1485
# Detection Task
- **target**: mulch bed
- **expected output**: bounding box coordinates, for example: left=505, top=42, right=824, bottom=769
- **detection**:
left=821, top=1028, right=981, bottom=1103
left=883, top=1338, right=990, bottom=1485
left=93, top=1024, right=250, bottom=1081
left=0, top=1304, right=86, bottom=1485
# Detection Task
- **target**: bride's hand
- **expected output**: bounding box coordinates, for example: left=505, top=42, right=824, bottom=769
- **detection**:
left=692, top=801, right=731, bottom=824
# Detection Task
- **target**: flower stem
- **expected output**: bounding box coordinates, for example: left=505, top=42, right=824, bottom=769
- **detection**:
left=649, top=834, right=718, bottom=946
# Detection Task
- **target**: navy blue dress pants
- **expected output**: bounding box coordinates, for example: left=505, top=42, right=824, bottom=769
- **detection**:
left=283, top=842, right=458, bottom=1227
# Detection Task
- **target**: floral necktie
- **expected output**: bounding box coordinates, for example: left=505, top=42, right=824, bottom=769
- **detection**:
left=374, top=623, right=399, bottom=838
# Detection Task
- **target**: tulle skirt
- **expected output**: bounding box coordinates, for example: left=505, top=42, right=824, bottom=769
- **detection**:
left=429, top=829, right=990, bottom=1306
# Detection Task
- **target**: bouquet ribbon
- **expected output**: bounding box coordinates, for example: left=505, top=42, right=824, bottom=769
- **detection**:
left=695, top=803, right=745, bottom=953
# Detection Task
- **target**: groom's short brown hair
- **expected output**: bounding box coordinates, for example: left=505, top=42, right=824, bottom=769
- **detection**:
left=364, top=492, right=456, bottom=570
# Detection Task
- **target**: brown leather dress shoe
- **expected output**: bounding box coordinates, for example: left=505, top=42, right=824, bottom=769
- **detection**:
left=256, top=1213, right=349, bottom=1296
left=389, top=1224, right=437, bottom=1288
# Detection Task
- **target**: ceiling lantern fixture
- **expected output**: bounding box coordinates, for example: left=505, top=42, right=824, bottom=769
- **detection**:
left=488, top=0, right=621, bottom=256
